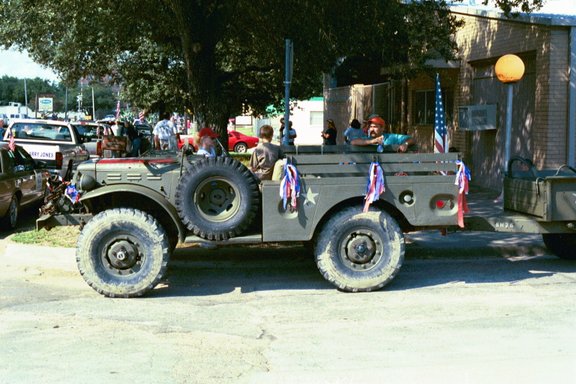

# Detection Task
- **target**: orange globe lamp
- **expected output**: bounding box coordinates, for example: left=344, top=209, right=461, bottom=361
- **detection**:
left=495, top=54, right=525, bottom=83
left=495, top=54, right=525, bottom=177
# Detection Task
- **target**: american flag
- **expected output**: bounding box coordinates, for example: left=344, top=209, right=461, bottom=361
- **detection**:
left=8, top=128, right=15, bottom=152
left=434, top=73, right=448, bottom=153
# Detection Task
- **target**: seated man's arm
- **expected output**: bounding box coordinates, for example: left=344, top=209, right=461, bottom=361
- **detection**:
left=350, top=136, right=380, bottom=146
left=396, top=136, right=415, bottom=152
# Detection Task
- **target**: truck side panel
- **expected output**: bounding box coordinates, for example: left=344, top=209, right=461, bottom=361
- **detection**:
left=261, top=151, right=460, bottom=242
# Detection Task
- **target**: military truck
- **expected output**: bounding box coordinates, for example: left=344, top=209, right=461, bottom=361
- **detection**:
left=37, top=146, right=576, bottom=297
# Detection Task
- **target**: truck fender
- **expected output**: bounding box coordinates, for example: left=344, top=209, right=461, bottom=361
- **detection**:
left=80, top=184, right=187, bottom=243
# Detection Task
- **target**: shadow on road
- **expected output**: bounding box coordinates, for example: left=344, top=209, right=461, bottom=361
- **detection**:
left=148, top=241, right=574, bottom=298
left=0, top=204, right=39, bottom=240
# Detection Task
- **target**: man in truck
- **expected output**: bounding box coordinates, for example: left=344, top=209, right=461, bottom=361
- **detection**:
left=351, top=115, right=415, bottom=153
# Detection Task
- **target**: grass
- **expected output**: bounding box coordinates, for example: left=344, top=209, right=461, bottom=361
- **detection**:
left=10, top=226, right=80, bottom=248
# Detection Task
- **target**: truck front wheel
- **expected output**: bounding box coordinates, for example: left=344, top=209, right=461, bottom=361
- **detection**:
left=76, top=208, right=171, bottom=297
left=315, top=207, right=404, bottom=292
left=542, top=233, right=576, bottom=260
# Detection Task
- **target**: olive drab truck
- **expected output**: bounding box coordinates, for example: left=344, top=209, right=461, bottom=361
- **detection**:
left=37, top=146, right=576, bottom=297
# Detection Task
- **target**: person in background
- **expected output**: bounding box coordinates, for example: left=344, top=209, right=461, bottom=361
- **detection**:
left=321, top=119, right=338, bottom=145
left=124, top=121, right=141, bottom=157
left=343, top=118, right=363, bottom=143
left=351, top=115, right=415, bottom=153
left=153, top=111, right=179, bottom=150
left=279, top=118, right=297, bottom=145
left=0, top=119, right=5, bottom=138
left=250, top=124, right=284, bottom=180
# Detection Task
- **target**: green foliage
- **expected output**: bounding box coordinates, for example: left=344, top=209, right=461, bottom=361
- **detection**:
left=0, top=0, right=545, bottom=130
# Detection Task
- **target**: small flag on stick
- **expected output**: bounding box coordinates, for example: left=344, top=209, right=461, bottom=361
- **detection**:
left=8, top=128, right=15, bottom=152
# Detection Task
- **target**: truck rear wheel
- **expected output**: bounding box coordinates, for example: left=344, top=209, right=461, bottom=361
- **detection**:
left=542, top=233, right=576, bottom=260
left=175, top=157, right=260, bottom=240
left=315, top=207, right=404, bottom=292
left=76, top=208, right=171, bottom=297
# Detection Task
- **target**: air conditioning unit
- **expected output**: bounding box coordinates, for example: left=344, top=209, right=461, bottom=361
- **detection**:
left=458, top=104, right=497, bottom=131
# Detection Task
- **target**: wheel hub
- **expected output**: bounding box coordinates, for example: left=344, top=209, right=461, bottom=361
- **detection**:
left=107, top=240, right=139, bottom=269
left=196, top=178, right=239, bottom=221
left=208, top=186, right=229, bottom=206
left=345, top=233, right=377, bottom=264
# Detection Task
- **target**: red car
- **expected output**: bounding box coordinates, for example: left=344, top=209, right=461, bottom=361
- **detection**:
left=178, top=129, right=259, bottom=153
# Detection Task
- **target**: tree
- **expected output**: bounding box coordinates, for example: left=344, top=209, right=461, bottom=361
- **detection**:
left=0, top=0, right=546, bottom=133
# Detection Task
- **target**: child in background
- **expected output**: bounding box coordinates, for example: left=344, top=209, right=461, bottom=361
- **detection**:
left=250, top=125, right=284, bottom=180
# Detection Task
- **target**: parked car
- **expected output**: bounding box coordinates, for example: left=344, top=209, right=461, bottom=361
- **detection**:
left=178, top=129, right=259, bottom=153
left=2, top=119, right=90, bottom=176
left=228, top=130, right=259, bottom=153
left=0, top=143, right=49, bottom=229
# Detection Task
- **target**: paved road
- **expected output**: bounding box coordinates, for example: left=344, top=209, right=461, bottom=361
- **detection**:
left=1, top=230, right=575, bottom=384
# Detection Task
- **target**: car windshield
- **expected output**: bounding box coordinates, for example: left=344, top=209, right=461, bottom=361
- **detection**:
left=72, top=124, right=98, bottom=137
left=11, top=122, right=73, bottom=142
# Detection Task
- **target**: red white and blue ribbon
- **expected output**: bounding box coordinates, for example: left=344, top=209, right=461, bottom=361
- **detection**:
left=280, top=163, right=301, bottom=212
left=363, top=162, right=385, bottom=212
left=455, top=160, right=471, bottom=228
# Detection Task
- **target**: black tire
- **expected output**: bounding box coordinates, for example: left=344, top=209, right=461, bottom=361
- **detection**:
left=1, top=195, right=19, bottom=230
left=175, top=157, right=260, bottom=240
left=315, top=207, right=404, bottom=292
left=542, top=233, right=576, bottom=260
left=76, top=208, right=171, bottom=298
left=234, top=142, right=248, bottom=153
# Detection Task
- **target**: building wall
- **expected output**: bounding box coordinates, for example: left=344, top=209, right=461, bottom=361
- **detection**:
left=453, top=12, right=571, bottom=187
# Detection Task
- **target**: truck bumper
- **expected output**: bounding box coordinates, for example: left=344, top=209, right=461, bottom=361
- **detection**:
left=36, top=213, right=94, bottom=231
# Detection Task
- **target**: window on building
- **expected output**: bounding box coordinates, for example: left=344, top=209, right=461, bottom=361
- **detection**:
left=309, top=111, right=323, bottom=126
left=413, top=88, right=452, bottom=126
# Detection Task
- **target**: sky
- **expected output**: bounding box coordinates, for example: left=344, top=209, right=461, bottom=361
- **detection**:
left=0, top=0, right=575, bottom=82
left=0, top=48, right=60, bottom=82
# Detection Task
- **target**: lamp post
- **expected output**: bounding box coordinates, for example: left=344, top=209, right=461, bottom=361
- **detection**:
left=495, top=54, right=525, bottom=175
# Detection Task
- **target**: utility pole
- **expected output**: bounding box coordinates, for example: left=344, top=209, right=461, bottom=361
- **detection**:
left=283, top=39, right=293, bottom=145
left=24, top=78, right=28, bottom=117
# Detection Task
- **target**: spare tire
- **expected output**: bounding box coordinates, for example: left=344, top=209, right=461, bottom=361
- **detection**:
left=175, top=157, right=260, bottom=240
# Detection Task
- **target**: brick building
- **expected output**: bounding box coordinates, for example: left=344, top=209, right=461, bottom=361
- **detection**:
left=325, top=8, right=576, bottom=190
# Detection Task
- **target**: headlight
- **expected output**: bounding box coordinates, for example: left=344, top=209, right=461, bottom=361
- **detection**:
left=78, top=173, right=97, bottom=191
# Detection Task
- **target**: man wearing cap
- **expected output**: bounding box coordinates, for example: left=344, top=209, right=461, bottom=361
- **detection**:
left=351, top=116, right=415, bottom=153
left=195, top=127, right=219, bottom=157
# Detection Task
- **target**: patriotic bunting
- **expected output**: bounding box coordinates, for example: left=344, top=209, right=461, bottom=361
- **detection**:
left=455, top=160, right=471, bottom=228
left=279, top=163, right=301, bottom=212
left=363, top=162, right=386, bottom=212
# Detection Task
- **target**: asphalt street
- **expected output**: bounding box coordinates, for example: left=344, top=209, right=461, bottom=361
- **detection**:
left=1, top=227, right=575, bottom=384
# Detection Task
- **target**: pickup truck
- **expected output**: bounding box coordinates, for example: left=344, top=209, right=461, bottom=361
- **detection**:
left=36, top=145, right=576, bottom=297
left=3, top=119, right=90, bottom=176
